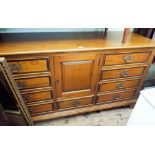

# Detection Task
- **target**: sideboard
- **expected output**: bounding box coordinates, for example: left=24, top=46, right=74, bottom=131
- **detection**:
left=0, top=31, right=155, bottom=125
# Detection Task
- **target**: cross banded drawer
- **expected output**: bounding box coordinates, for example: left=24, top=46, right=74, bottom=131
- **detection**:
left=101, top=66, right=145, bottom=80
left=99, top=79, right=140, bottom=92
left=58, top=97, right=93, bottom=110
left=97, top=90, right=136, bottom=103
left=104, top=52, right=150, bottom=66
left=8, top=59, right=48, bottom=74
left=22, top=90, right=52, bottom=103
left=16, top=76, right=50, bottom=90
left=28, top=103, right=53, bottom=115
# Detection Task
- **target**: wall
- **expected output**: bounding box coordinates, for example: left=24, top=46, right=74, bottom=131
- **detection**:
left=0, top=28, right=125, bottom=33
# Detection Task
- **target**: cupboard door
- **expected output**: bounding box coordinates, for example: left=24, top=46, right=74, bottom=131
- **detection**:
left=54, top=53, right=100, bottom=98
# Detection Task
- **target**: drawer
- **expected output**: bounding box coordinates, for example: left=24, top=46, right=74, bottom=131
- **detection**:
left=28, top=103, right=53, bottom=115
left=104, top=52, right=150, bottom=66
left=8, top=59, right=48, bottom=74
left=99, top=79, right=140, bottom=92
left=101, top=66, right=145, bottom=80
left=16, top=76, right=50, bottom=90
left=97, top=90, right=136, bottom=103
left=58, top=97, right=93, bottom=110
left=22, top=91, right=52, bottom=103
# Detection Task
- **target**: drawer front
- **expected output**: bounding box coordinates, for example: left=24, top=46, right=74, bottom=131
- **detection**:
left=102, top=67, right=145, bottom=80
left=8, top=59, right=48, bottom=74
left=28, top=103, right=53, bottom=115
left=22, top=91, right=52, bottom=103
left=16, top=76, right=50, bottom=90
left=104, top=52, right=150, bottom=65
left=100, top=79, right=140, bottom=92
left=97, top=90, right=136, bottom=103
left=59, top=97, right=93, bottom=110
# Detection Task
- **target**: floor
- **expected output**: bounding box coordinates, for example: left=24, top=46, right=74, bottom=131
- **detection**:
left=35, top=107, right=133, bottom=126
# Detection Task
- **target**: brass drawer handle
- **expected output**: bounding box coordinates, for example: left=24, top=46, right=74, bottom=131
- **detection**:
left=17, top=81, right=27, bottom=89
left=120, top=70, right=128, bottom=77
left=123, top=55, right=133, bottom=63
left=113, top=94, right=120, bottom=100
left=22, top=95, right=30, bottom=102
left=116, top=82, right=124, bottom=89
left=72, top=100, right=80, bottom=106
left=9, top=63, right=22, bottom=73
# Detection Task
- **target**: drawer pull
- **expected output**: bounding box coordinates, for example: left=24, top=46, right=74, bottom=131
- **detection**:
left=72, top=100, right=80, bottom=106
left=17, top=81, right=27, bottom=89
left=120, top=70, right=128, bottom=77
left=22, top=95, right=30, bottom=102
left=9, top=64, right=22, bottom=73
left=123, top=55, right=133, bottom=63
left=116, top=82, right=124, bottom=89
left=113, top=94, right=120, bottom=100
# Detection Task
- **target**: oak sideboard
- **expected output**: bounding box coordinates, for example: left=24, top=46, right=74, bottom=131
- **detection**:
left=0, top=31, right=155, bottom=125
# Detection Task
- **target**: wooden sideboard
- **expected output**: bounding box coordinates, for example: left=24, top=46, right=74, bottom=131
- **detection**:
left=0, top=31, right=155, bottom=125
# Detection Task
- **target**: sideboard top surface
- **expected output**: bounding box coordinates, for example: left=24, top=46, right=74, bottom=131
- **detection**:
left=0, top=31, right=155, bottom=56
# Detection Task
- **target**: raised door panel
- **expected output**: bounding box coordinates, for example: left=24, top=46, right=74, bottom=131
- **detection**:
left=54, top=53, right=100, bottom=99
left=62, top=61, right=93, bottom=92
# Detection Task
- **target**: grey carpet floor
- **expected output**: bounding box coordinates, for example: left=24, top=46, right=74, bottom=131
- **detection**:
left=35, top=107, right=133, bottom=126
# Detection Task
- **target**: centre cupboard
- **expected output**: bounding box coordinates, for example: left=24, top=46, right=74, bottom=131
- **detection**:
left=0, top=31, right=155, bottom=125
